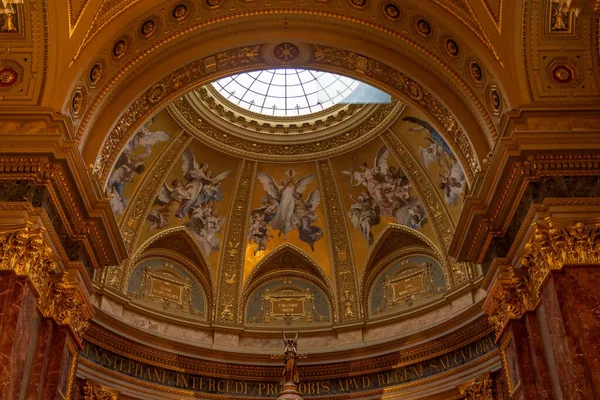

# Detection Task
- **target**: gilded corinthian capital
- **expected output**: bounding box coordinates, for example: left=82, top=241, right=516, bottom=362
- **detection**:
left=458, top=372, right=493, bottom=400
left=0, top=223, right=56, bottom=297
left=42, top=272, right=94, bottom=343
left=486, top=219, right=600, bottom=337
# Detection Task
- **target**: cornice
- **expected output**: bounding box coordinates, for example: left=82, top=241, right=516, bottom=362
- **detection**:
left=450, top=124, right=600, bottom=263
left=169, top=94, right=403, bottom=163
left=83, top=314, right=494, bottom=375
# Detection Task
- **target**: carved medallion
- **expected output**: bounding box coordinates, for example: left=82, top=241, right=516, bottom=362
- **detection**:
left=274, top=43, right=299, bottom=63
left=89, top=63, right=102, bottom=85
left=489, top=88, right=501, bottom=113
left=348, top=0, right=367, bottom=9
left=469, top=61, right=483, bottom=83
left=112, top=39, right=127, bottom=58
left=445, top=39, right=460, bottom=58
left=206, top=0, right=222, bottom=8
left=146, top=84, right=165, bottom=104
left=415, top=18, right=432, bottom=37
left=72, top=90, right=83, bottom=114
left=141, top=20, right=156, bottom=38
left=0, top=67, right=17, bottom=86
left=551, top=64, right=573, bottom=84
left=383, top=3, right=401, bottom=21
left=172, top=4, right=188, bottom=20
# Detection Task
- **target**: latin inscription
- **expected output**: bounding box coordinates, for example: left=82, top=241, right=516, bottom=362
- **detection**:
left=392, top=275, right=424, bottom=301
left=271, top=298, right=305, bottom=315
left=150, top=279, right=182, bottom=303
left=80, top=333, right=496, bottom=398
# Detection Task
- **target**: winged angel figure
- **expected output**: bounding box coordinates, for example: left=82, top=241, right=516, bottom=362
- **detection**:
left=402, top=116, right=466, bottom=206
left=342, top=146, right=427, bottom=245
left=249, top=170, right=323, bottom=254
left=107, top=119, right=170, bottom=214
left=146, top=148, right=230, bottom=256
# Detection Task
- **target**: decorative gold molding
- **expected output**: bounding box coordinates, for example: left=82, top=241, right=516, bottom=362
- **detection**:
left=169, top=96, right=402, bottom=163
left=459, top=151, right=600, bottom=263
left=94, top=43, right=482, bottom=185
left=317, top=159, right=360, bottom=322
left=215, top=159, right=257, bottom=325
left=0, top=223, right=93, bottom=345
left=309, top=45, right=480, bottom=181
left=42, top=270, right=94, bottom=345
left=83, top=316, right=494, bottom=379
left=81, top=378, right=119, bottom=400
left=93, top=45, right=264, bottom=184
left=485, top=219, right=600, bottom=337
left=457, top=371, right=493, bottom=399
left=0, top=223, right=56, bottom=298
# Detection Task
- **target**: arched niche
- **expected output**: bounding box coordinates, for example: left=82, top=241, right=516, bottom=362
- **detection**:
left=241, top=244, right=336, bottom=326
left=245, top=277, right=332, bottom=329
left=127, top=256, right=209, bottom=322
left=367, top=252, right=447, bottom=319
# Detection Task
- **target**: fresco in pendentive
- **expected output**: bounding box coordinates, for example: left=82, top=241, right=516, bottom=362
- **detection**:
left=392, top=107, right=467, bottom=221
left=141, top=139, right=240, bottom=277
left=106, top=110, right=178, bottom=220
left=332, top=137, right=436, bottom=280
left=244, top=162, right=331, bottom=283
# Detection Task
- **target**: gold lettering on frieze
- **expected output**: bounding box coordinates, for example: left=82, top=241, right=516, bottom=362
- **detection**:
left=81, top=333, right=496, bottom=397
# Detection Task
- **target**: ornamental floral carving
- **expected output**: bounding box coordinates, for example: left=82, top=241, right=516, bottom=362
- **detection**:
left=486, top=219, right=600, bottom=337
left=458, top=372, right=493, bottom=400
left=42, top=272, right=93, bottom=343
left=0, top=224, right=56, bottom=298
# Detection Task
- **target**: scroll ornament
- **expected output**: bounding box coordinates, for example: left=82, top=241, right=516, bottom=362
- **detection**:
left=486, top=220, right=600, bottom=336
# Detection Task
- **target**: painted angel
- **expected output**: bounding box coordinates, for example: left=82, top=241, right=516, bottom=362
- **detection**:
left=402, top=116, right=456, bottom=174
left=439, top=163, right=465, bottom=206
left=248, top=213, right=273, bottom=255
left=343, top=147, right=395, bottom=216
left=125, top=119, right=171, bottom=160
left=176, top=149, right=230, bottom=218
left=255, top=170, right=315, bottom=240
left=348, top=191, right=381, bottom=245
left=107, top=152, right=146, bottom=214
left=294, top=189, right=323, bottom=251
left=146, top=179, right=191, bottom=231
left=184, top=204, right=224, bottom=255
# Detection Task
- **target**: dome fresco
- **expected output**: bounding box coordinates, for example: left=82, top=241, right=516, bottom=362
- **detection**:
left=105, top=71, right=468, bottom=330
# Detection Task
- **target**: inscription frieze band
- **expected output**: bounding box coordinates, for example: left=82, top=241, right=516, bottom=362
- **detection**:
left=80, top=333, right=496, bottom=398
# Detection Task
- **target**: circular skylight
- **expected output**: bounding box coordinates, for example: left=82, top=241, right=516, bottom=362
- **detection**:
left=211, top=69, right=360, bottom=117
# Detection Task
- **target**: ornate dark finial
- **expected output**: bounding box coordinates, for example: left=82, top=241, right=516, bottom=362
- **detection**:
left=278, top=331, right=303, bottom=399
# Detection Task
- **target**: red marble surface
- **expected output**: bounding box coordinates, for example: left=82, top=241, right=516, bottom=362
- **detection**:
left=504, top=320, right=537, bottom=400
left=523, top=312, right=553, bottom=399
left=26, top=319, right=54, bottom=400
left=541, top=273, right=596, bottom=399
left=0, top=272, right=38, bottom=399
left=552, top=267, right=600, bottom=398
left=42, top=326, right=76, bottom=400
